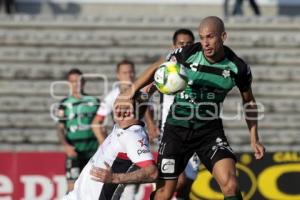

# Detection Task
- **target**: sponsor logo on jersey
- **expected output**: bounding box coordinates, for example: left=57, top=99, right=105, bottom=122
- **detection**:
left=190, top=63, right=198, bottom=72
left=138, top=138, right=147, bottom=147
left=210, top=137, right=234, bottom=160
left=222, top=69, right=230, bottom=78
left=137, top=148, right=151, bottom=155
left=161, top=159, right=175, bottom=174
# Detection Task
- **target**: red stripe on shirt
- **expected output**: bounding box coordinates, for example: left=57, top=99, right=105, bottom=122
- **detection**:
left=117, top=152, right=129, bottom=160
left=135, top=160, right=155, bottom=168
left=95, top=115, right=105, bottom=122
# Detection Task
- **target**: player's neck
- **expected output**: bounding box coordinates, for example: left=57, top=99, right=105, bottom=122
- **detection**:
left=117, top=118, right=141, bottom=129
left=72, top=92, right=82, bottom=99
left=205, top=48, right=226, bottom=64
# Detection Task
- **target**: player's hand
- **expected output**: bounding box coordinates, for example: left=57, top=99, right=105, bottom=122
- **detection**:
left=90, top=162, right=113, bottom=183
left=64, top=144, right=77, bottom=157
left=142, top=82, right=157, bottom=94
left=251, top=141, right=265, bottom=160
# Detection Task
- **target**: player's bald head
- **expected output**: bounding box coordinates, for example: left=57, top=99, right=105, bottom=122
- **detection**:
left=199, top=16, right=225, bottom=34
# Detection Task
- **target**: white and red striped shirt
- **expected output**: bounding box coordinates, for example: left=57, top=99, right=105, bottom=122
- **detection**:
left=64, top=124, right=154, bottom=200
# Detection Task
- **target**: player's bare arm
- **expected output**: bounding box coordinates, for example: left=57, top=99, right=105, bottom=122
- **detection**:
left=90, top=162, right=158, bottom=184
left=91, top=116, right=107, bottom=144
left=142, top=82, right=159, bottom=141
left=132, top=57, right=165, bottom=94
left=144, top=108, right=159, bottom=141
left=241, top=88, right=265, bottom=160
left=57, top=123, right=77, bottom=157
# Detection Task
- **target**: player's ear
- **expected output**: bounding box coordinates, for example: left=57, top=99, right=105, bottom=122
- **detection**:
left=221, top=31, right=227, bottom=43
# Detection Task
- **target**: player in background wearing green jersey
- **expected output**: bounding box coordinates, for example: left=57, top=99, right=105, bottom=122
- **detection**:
left=115, top=16, right=265, bottom=200
left=57, top=69, right=105, bottom=192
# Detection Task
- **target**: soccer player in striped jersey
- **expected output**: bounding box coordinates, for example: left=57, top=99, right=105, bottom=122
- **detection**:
left=115, top=16, right=265, bottom=200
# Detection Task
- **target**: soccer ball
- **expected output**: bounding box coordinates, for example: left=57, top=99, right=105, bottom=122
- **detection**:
left=154, top=62, right=188, bottom=95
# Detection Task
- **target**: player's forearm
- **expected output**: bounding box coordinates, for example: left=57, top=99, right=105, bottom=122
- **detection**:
left=144, top=108, right=155, bottom=128
left=111, top=165, right=158, bottom=184
left=244, top=100, right=259, bottom=142
left=91, top=117, right=107, bottom=144
left=57, top=124, right=69, bottom=146
left=132, top=58, right=164, bottom=94
left=93, top=128, right=107, bottom=144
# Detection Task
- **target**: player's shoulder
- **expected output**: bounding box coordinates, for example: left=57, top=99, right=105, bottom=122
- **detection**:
left=225, top=46, right=252, bottom=91
left=169, top=43, right=202, bottom=63
left=112, top=125, right=142, bottom=146
left=119, top=126, right=149, bottom=150
left=120, top=124, right=145, bottom=138
left=59, top=97, right=70, bottom=105
left=104, top=87, right=120, bottom=101
left=182, top=42, right=202, bottom=56
left=82, top=94, right=100, bottom=103
left=225, top=46, right=249, bottom=71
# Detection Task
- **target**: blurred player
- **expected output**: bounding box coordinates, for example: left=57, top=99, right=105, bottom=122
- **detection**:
left=162, top=28, right=200, bottom=200
left=56, top=69, right=104, bottom=192
left=63, top=89, right=158, bottom=200
left=115, top=16, right=265, bottom=200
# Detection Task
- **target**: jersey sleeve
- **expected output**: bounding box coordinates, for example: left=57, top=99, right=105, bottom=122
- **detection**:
left=236, top=64, right=252, bottom=92
left=225, top=46, right=252, bottom=92
left=95, top=91, right=116, bottom=120
left=96, top=101, right=112, bottom=119
left=166, top=42, right=202, bottom=64
left=120, top=129, right=154, bottom=168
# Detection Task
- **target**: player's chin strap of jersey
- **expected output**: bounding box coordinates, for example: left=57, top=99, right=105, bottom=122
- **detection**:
left=181, top=62, right=237, bottom=80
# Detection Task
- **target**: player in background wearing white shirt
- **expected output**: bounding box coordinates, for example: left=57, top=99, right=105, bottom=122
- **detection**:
left=63, top=88, right=158, bottom=200
left=162, top=29, right=200, bottom=200
left=92, top=59, right=159, bottom=144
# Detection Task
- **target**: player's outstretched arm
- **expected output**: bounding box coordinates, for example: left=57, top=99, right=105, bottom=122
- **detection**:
left=241, top=88, right=265, bottom=160
left=115, top=60, right=163, bottom=118
left=116, top=58, right=164, bottom=102
left=141, top=83, right=160, bottom=141
left=144, top=108, right=160, bottom=141
left=90, top=162, right=158, bottom=184
left=132, top=57, right=164, bottom=94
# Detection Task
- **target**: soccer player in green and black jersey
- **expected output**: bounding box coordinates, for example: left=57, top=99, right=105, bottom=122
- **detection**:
left=57, top=69, right=105, bottom=192
left=115, top=16, right=265, bottom=200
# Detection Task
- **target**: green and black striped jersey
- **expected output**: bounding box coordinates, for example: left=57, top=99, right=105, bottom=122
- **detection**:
left=166, top=43, right=252, bottom=129
left=59, top=95, right=100, bottom=157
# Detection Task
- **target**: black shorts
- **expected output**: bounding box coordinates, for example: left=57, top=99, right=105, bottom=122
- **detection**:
left=66, top=156, right=90, bottom=181
left=157, top=119, right=236, bottom=179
